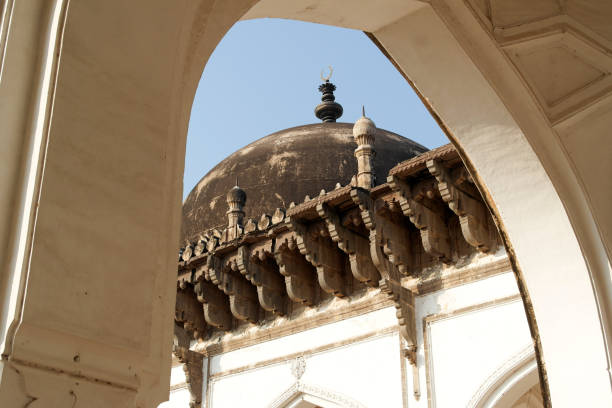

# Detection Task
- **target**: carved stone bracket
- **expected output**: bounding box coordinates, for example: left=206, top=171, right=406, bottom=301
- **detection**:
left=173, top=347, right=204, bottom=408
left=351, top=188, right=416, bottom=345
left=350, top=188, right=412, bottom=277
left=178, top=269, right=194, bottom=290
left=175, top=285, right=206, bottom=340
left=288, top=218, right=347, bottom=297
left=427, top=159, right=492, bottom=252
left=194, top=279, right=232, bottom=331
left=380, top=279, right=416, bottom=348
left=205, top=254, right=259, bottom=323
left=388, top=175, right=451, bottom=262
left=274, top=231, right=316, bottom=306
left=236, top=244, right=287, bottom=315
left=317, top=203, right=380, bottom=286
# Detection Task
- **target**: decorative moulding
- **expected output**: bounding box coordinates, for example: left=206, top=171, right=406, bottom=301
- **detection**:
left=268, top=381, right=368, bottom=408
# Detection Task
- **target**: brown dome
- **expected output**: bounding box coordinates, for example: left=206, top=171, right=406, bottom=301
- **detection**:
left=182, top=122, right=427, bottom=242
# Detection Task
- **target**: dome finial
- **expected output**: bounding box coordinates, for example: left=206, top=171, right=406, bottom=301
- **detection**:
left=362, top=105, right=365, bottom=117
left=314, top=67, right=343, bottom=123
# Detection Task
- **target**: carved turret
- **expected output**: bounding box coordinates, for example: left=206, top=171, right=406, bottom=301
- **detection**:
left=353, top=108, right=377, bottom=189
left=226, top=184, right=246, bottom=227
left=224, top=184, right=246, bottom=242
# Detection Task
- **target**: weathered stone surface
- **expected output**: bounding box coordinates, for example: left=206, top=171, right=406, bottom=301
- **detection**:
left=289, top=219, right=347, bottom=297
left=427, top=159, right=494, bottom=253
left=274, top=231, right=317, bottom=306
left=175, top=286, right=206, bottom=340
left=317, top=203, right=380, bottom=286
left=237, top=244, right=287, bottom=316
left=182, top=123, right=427, bottom=241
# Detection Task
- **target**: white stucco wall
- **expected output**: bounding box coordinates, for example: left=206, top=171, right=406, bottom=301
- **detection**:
left=158, top=365, right=192, bottom=408
left=208, top=306, right=403, bottom=408
left=160, top=268, right=535, bottom=408
left=411, top=271, right=535, bottom=408
left=427, top=300, right=532, bottom=407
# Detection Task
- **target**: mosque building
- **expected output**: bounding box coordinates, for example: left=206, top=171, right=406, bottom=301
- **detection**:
left=164, top=80, right=542, bottom=408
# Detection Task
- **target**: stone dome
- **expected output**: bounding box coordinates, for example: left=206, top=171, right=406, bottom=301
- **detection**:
left=182, top=122, right=427, bottom=242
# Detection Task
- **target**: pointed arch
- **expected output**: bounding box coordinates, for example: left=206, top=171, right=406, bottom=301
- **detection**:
left=268, top=382, right=368, bottom=408
left=468, top=345, right=540, bottom=408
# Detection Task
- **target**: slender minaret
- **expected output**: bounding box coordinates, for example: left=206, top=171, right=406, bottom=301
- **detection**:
left=353, top=107, right=377, bottom=189
left=226, top=183, right=246, bottom=228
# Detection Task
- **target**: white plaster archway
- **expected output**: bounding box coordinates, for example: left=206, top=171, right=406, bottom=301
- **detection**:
left=469, top=346, right=540, bottom=408
left=0, top=0, right=610, bottom=407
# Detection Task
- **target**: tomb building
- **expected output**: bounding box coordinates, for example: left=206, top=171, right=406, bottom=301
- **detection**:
left=165, top=81, right=541, bottom=408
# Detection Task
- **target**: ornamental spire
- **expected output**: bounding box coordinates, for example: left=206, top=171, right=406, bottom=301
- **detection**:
left=314, top=66, right=343, bottom=122
left=226, top=183, right=246, bottom=228
left=353, top=108, right=377, bottom=189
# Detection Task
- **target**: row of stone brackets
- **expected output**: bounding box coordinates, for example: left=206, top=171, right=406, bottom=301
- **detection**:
left=176, top=158, right=497, bottom=345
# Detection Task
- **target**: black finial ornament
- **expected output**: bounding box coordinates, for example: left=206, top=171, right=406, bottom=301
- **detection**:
left=315, top=68, right=343, bottom=122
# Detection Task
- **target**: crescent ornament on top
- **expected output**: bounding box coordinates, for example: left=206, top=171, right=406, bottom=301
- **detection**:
left=320, top=65, right=333, bottom=81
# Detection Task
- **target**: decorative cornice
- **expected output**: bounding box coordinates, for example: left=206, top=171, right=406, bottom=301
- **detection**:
left=388, top=144, right=457, bottom=178
left=411, top=257, right=511, bottom=295
left=286, top=185, right=352, bottom=218
left=176, top=140, right=504, bottom=349
left=196, top=293, right=394, bottom=356
left=170, top=382, right=189, bottom=392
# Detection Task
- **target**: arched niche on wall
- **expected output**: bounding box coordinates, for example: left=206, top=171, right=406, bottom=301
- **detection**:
left=469, top=347, right=542, bottom=408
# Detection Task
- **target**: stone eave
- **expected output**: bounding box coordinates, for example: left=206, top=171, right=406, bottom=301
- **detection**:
left=388, top=143, right=458, bottom=179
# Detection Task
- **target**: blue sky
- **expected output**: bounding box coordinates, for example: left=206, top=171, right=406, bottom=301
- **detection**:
left=184, top=18, right=447, bottom=199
